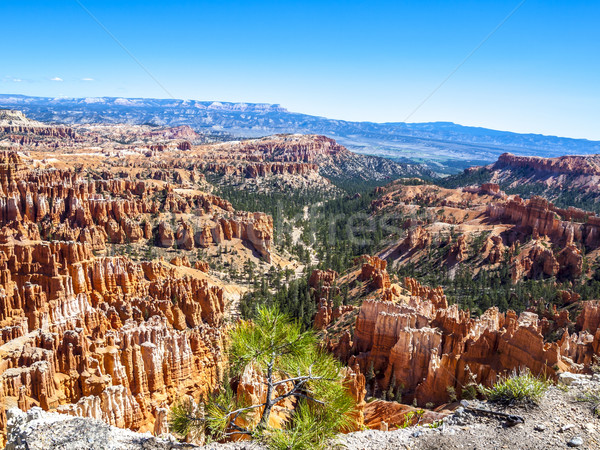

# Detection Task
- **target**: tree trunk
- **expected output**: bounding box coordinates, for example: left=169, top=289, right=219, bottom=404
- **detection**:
left=258, top=358, right=275, bottom=429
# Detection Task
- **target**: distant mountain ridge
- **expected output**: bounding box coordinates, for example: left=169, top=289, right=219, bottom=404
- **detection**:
left=2, top=94, right=599, bottom=173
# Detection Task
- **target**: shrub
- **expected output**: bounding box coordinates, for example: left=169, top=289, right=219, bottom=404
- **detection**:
left=446, top=385, right=458, bottom=402
left=479, top=369, right=549, bottom=405
left=399, top=409, right=424, bottom=428
left=461, top=385, right=478, bottom=400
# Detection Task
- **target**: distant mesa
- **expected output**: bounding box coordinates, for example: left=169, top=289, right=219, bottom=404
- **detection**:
left=2, top=94, right=599, bottom=173
left=0, top=109, right=76, bottom=139
left=0, top=109, right=29, bottom=124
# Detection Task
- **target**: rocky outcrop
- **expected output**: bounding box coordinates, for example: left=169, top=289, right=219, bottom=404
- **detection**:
left=198, top=162, right=318, bottom=178
left=403, top=277, right=447, bottom=309
left=309, top=269, right=338, bottom=300
left=309, top=269, right=356, bottom=330
left=157, top=221, right=175, bottom=247
left=0, top=239, right=227, bottom=434
left=234, top=365, right=294, bottom=436
left=511, top=240, right=559, bottom=280
left=0, top=157, right=238, bottom=443
left=344, top=278, right=596, bottom=407
left=228, top=134, right=349, bottom=164
left=480, top=183, right=501, bottom=195
left=5, top=407, right=196, bottom=450
left=448, top=235, right=468, bottom=263
left=0, top=150, right=273, bottom=260
left=510, top=238, right=582, bottom=281
left=314, top=299, right=354, bottom=330
left=240, top=213, right=273, bottom=262
left=0, top=141, right=287, bottom=444
left=557, top=244, right=583, bottom=278
left=244, top=163, right=318, bottom=178
left=397, top=226, right=431, bottom=256
left=358, top=256, right=391, bottom=290
left=495, top=153, right=600, bottom=177
left=206, top=134, right=431, bottom=181
left=487, top=196, right=600, bottom=249
left=482, top=235, right=505, bottom=264
left=0, top=151, right=27, bottom=190
left=1, top=125, right=76, bottom=139
left=375, top=181, right=597, bottom=282
left=575, top=301, right=600, bottom=334
left=363, top=400, right=447, bottom=430
left=0, top=244, right=227, bottom=442
left=0, top=110, right=76, bottom=140
left=343, top=363, right=367, bottom=430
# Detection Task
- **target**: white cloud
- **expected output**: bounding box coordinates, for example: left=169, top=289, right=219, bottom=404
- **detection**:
left=50, top=77, right=63, bottom=82
left=81, top=77, right=94, bottom=81
left=11, top=78, right=22, bottom=82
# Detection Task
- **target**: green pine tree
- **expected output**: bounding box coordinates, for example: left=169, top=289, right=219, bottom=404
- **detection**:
left=170, top=307, right=355, bottom=449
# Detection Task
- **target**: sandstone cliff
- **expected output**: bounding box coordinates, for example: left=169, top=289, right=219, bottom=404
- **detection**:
left=0, top=151, right=273, bottom=261
left=0, top=151, right=276, bottom=444
left=323, top=260, right=600, bottom=408
left=494, top=153, right=600, bottom=178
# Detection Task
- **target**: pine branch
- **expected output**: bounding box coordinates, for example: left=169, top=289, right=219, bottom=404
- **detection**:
left=271, top=373, right=335, bottom=387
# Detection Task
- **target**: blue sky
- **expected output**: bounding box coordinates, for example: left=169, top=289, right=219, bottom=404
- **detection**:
left=1, top=0, right=598, bottom=139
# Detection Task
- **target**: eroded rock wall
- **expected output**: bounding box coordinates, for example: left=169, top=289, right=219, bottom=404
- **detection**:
left=0, top=151, right=242, bottom=445
left=343, top=272, right=600, bottom=407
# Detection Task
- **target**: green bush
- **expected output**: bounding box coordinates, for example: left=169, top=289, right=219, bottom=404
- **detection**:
left=479, top=369, right=549, bottom=405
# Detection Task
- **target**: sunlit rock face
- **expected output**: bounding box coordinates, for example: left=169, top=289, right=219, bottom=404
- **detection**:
left=335, top=271, right=600, bottom=407
left=370, top=180, right=596, bottom=282
left=0, top=151, right=237, bottom=445
left=0, top=238, right=228, bottom=442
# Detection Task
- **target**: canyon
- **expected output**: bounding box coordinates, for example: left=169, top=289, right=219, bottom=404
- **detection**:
left=320, top=256, right=600, bottom=409
left=0, top=151, right=248, bottom=445
left=2, top=110, right=600, bottom=448
left=0, top=115, right=297, bottom=445
left=0, top=111, right=433, bottom=445
left=372, top=180, right=600, bottom=282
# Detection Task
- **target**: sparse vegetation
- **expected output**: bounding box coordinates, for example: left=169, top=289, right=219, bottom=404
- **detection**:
left=575, top=388, right=600, bottom=417
left=399, top=409, right=425, bottom=428
left=446, top=385, right=458, bottom=402
left=479, top=369, right=549, bottom=405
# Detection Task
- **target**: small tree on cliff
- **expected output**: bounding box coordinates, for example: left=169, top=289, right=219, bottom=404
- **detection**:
left=170, top=306, right=354, bottom=449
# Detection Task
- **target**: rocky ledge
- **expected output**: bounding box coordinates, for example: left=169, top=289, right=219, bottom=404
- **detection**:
left=337, top=373, right=600, bottom=450
left=5, top=407, right=197, bottom=450
left=8, top=373, right=600, bottom=449
left=5, top=407, right=268, bottom=450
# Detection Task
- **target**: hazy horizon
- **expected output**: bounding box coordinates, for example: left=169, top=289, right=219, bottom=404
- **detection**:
left=3, top=92, right=600, bottom=144
left=2, top=0, right=598, bottom=140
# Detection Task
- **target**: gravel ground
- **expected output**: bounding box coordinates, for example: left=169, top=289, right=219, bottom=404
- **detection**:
left=336, top=374, right=600, bottom=450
